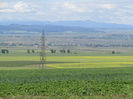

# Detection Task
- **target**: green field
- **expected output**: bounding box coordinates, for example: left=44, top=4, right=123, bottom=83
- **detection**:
left=0, top=50, right=133, bottom=99
left=1, top=49, right=133, bottom=70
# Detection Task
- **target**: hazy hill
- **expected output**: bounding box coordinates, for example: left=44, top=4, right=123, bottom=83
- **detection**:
left=0, top=24, right=97, bottom=33
left=51, top=20, right=133, bottom=29
left=0, top=20, right=133, bottom=29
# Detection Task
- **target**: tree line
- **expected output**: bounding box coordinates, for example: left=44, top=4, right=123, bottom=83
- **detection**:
left=50, top=49, right=71, bottom=54
left=0, top=49, right=118, bottom=55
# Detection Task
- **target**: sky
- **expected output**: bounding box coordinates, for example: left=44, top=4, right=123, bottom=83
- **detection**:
left=0, top=0, right=133, bottom=25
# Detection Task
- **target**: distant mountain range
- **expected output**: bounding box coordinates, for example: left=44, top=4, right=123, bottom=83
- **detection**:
left=0, top=20, right=133, bottom=34
left=0, top=24, right=97, bottom=33
left=0, top=20, right=133, bottom=29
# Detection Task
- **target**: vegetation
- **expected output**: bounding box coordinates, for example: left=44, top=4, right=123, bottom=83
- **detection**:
left=1, top=68, right=133, bottom=98
left=1, top=49, right=9, bottom=54
left=0, top=50, right=133, bottom=98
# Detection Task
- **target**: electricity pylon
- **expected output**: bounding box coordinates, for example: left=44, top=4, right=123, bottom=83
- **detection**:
left=40, top=29, right=46, bottom=68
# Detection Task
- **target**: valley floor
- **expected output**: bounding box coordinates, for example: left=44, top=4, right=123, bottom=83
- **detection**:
left=1, top=50, right=133, bottom=98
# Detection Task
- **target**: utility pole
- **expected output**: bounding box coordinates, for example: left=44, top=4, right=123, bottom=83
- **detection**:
left=40, top=29, right=46, bottom=68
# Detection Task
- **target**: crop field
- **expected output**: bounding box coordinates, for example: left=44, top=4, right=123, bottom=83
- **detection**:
left=0, top=49, right=133, bottom=99
left=1, top=49, right=133, bottom=70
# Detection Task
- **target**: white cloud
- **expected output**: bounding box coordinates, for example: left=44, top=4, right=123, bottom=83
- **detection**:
left=52, top=2, right=86, bottom=15
left=0, top=9, right=15, bottom=13
left=100, top=4, right=117, bottom=9
left=14, top=1, right=31, bottom=13
left=0, top=2, right=8, bottom=8
left=36, top=11, right=46, bottom=15
left=0, top=1, right=36, bottom=13
left=0, top=0, right=133, bottom=25
left=62, top=2, right=85, bottom=13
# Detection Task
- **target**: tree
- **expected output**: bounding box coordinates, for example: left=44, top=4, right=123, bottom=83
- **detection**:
left=50, top=49, right=56, bottom=53
left=7, top=50, right=9, bottom=54
left=1, top=49, right=5, bottom=54
left=32, top=50, right=35, bottom=54
left=60, top=49, right=65, bottom=53
left=27, top=49, right=30, bottom=54
left=1, top=49, right=9, bottom=54
left=67, top=49, right=70, bottom=53
left=112, top=50, right=115, bottom=54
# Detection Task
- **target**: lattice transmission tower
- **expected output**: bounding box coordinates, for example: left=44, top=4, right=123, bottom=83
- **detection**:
left=40, top=29, right=46, bottom=68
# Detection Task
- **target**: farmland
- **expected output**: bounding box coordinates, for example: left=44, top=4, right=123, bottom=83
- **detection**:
left=1, top=0, right=133, bottom=98
left=1, top=49, right=133, bottom=70
left=0, top=49, right=133, bottom=99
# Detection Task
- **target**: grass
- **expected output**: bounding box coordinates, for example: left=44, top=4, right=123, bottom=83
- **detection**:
left=1, top=68, right=133, bottom=98
left=1, top=68, right=133, bottom=83
left=3, top=95, right=133, bottom=99
left=0, top=55, right=133, bottom=70
left=1, top=49, right=133, bottom=98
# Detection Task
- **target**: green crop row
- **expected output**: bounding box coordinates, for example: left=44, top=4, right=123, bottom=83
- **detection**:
left=1, top=68, right=133, bottom=98
left=1, top=81, right=133, bottom=97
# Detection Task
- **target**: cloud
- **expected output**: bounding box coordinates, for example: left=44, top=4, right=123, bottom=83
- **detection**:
left=0, top=2, right=8, bottom=8
left=51, top=2, right=87, bottom=15
left=0, top=1, right=36, bottom=13
left=0, top=9, right=15, bottom=13
left=0, top=0, right=133, bottom=25
left=14, top=1, right=31, bottom=13
left=62, top=2, right=85, bottom=13
left=100, top=4, right=117, bottom=9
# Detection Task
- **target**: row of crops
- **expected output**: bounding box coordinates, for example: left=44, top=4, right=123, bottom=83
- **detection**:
left=0, top=68, right=133, bottom=98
